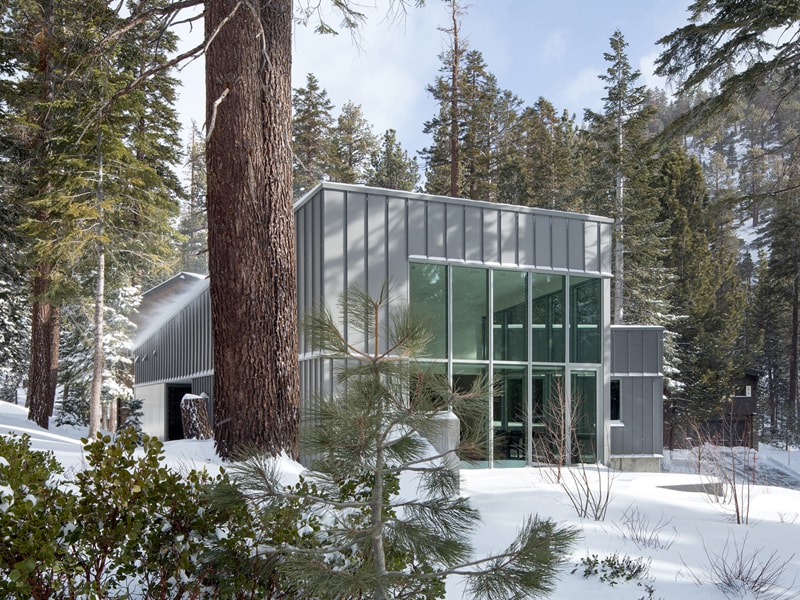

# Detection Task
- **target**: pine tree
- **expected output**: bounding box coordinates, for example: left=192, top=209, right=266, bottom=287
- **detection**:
left=329, top=101, right=378, bottom=184
left=498, top=98, right=586, bottom=210
left=585, top=29, right=660, bottom=324
left=366, top=129, right=419, bottom=191
left=223, top=285, right=578, bottom=600
left=293, top=73, right=335, bottom=196
left=659, top=147, right=746, bottom=434
left=178, top=121, right=208, bottom=274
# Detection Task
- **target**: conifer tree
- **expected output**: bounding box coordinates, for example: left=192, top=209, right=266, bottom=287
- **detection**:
left=293, top=73, right=335, bottom=196
left=329, top=101, right=378, bottom=184
left=224, top=285, right=578, bottom=600
left=585, top=29, right=660, bottom=324
left=178, top=121, right=208, bottom=274
left=367, top=129, right=419, bottom=191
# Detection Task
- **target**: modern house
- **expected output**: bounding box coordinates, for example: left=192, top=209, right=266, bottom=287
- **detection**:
left=133, top=182, right=664, bottom=470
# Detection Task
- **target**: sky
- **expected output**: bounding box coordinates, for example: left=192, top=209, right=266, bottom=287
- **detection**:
left=4, top=399, right=800, bottom=599
left=173, top=1, right=693, bottom=161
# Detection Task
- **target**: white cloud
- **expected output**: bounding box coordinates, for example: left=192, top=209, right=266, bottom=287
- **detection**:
left=539, top=30, right=567, bottom=65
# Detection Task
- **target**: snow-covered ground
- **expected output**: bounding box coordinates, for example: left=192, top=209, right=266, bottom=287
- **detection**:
left=3, top=400, right=800, bottom=600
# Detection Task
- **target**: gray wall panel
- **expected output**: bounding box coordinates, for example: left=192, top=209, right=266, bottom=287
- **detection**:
left=519, top=213, right=535, bottom=266
left=551, top=217, right=568, bottom=269
left=446, top=203, right=465, bottom=261
left=600, top=222, right=612, bottom=274
left=568, top=220, right=584, bottom=271
left=500, top=210, right=518, bottom=265
left=584, top=222, right=599, bottom=273
left=323, top=190, right=346, bottom=327
left=387, top=197, right=408, bottom=298
left=482, top=208, right=499, bottom=263
left=427, top=201, right=446, bottom=259
left=535, top=217, right=551, bottom=268
left=367, top=195, right=388, bottom=299
left=465, top=206, right=483, bottom=262
left=408, top=200, right=427, bottom=256
left=346, top=192, right=367, bottom=288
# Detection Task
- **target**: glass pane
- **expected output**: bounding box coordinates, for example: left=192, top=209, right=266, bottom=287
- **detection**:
left=570, top=276, right=601, bottom=364
left=572, top=370, right=597, bottom=463
left=409, top=263, right=447, bottom=358
left=493, top=365, right=527, bottom=466
left=452, top=267, right=488, bottom=360
left=530, top=367, right=564, bottom=464
left=452, top=364, right=489, bottom=466
left=493, top=270, right=528, bottom=362
left=531, top=274, right=565, bottom=363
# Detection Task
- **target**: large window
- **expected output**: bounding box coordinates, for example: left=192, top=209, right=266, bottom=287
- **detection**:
left=493, top=270, right=528, bottom=362
left=408, top=261, right=604, bottom=467
left=570, top=276, right=601, bottom=364
left=531, top=274, right=565, bottom=362
left=452, top=267, right=488, bottom=360
left=409, top=263, right=447, bottom=358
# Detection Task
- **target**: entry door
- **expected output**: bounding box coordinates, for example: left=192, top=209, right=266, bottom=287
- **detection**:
left=166, top=384, right=192, bottom=441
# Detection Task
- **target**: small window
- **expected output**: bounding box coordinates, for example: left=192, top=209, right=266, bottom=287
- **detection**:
left=610, top=379, right=621, bottom=421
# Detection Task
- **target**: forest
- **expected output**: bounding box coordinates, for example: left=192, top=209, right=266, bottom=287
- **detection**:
left=0, top=0, right=799, bottom=454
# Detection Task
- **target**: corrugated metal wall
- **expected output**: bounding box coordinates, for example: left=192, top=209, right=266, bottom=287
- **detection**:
left=133, top=280, right=213, bottom=385
left=610, top=326, right=664, bottom=456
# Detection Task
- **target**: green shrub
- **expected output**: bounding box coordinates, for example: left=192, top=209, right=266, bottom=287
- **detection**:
left=0, top=434, right=77, bottom=599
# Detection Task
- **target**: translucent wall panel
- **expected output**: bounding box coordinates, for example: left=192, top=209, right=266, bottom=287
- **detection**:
left=452, top=267, right=488, bottom=360
left=493, top=365, right=527, bottom=465
left=493, top=270, right=528, bottom=362
left=531, top=274, right=564, bottom=362
left=409, top=263, right=447, bottom=358
left=570, top=276, right=601, bottom=364
left=530, top=367, right=564, bottom=463
left=572, top=370, right=598, bottom=462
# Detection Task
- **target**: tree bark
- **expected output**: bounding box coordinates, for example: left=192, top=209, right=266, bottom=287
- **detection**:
left=27, top=267, right=60, bottom=428
left=26, top=0, right=60, bottom=430
left=205, top=0, right=300, bottom=459
left=181, top=394, right=213, bottom=440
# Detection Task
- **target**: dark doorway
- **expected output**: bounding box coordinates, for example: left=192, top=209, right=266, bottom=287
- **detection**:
left=166, top=384, right=192, bottom=441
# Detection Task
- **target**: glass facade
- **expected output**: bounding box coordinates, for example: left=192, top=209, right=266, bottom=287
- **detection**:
left=409, top=262, right=604, bottom=467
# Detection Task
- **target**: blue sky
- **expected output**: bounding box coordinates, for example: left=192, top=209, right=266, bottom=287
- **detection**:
left=175, top=1, right=693, bottom=159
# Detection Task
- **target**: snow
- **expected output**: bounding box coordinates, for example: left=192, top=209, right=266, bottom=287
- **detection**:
left=3, top=399, right=800, bottom=599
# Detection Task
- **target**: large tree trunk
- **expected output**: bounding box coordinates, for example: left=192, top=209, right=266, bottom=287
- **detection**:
left=27, top=266, right=60, bottom=429
left=205, top=0, right=300, bottom=460
left=27, top=0, right=60, bottom=430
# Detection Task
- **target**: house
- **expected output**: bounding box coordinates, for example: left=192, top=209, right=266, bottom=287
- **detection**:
left=132, top=182, right=664, bottom=470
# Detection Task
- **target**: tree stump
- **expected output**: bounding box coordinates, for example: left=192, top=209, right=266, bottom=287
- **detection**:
left=181, top=393, right=213, bottom=440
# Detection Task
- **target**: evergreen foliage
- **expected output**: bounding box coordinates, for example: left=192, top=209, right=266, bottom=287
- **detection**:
left=367, top=129, right=420, bottom=191
left=293, top=72, right=335, bottom=195
left=218, top=286, right=578, bottom=600
left=329, top=100, right=379, bottom=184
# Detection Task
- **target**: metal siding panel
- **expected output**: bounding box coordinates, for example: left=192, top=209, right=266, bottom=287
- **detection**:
left=629, top=331, right=644, bottom=373
left=387, top=197, right=408, bottom=295
left=584, top=221, right=599, bottom=273
left=500, top=210, right=518, bottom=265
left=483, top=208, right=499, bottom=263
left=408, top=200, right=427, bottom=256
left=520, top=213, right=535, bottom=266
left=641, top=377, right=654, bottom=454
left=568, top=219, right=584, bottom=271
left=465, top=206, right=483, bottom=262
left=367, top=195, right=388, bottom=299
left=324, top=190, right=346, bottom=326
left=551, top=217, right=568, bottom=269
left=611, top=330, right=627, bottom=374
left=534, top=216, right=551, bottom=268
left=446, top=203, right=465, bottom=261
left=600, top=221, right=613, bottom=274
left=347, top=192, right=367, bottom=288
left=651, top=378, right=663, bottom=453
left=427, top=201, right=446, bottom=259
left=643, top=330, right=660, bottom=374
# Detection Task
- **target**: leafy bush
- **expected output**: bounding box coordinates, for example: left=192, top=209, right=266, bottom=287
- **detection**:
left=0, top=429, right=295, bottom=599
